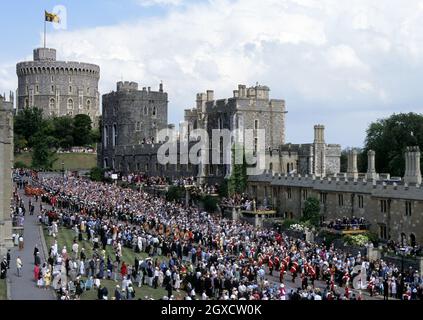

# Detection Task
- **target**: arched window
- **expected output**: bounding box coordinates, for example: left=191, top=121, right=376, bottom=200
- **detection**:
left=49, top=98, right=55, bottom=115
left=152, top=106, right=156, bottom=116
left=86, top=99, right=91, bottom=110
left=410, top=234, right=416, bottom=247
left=269, top=163, right=273, bottom=171
left=113, top=124, right=117, bottom=147
left=67, top=98, right=74, bottom=110
left=103, top=126, right=108, bottom=147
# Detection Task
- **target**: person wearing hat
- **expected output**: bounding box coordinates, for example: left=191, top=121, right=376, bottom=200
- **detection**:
left=0, top=257, right=7, bottom=279
left=114, top=285, right=122, bottom=300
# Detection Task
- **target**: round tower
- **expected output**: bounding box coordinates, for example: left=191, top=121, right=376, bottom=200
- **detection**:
left=16, top=47, right=100, bottom=126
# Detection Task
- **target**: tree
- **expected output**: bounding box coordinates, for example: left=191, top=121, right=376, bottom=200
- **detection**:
left=52, top=116, right=74, bottom=149
left=73, top=114, right=93, bottom=146
left=90, top=167, right=105, bottom=182
left=14, top=107, right=44, bottom=148
left=301, top=197, right=321, bottom=227
left=31, top=134, right=57, bottom=170
left=363, top=113, right=423, bottom=176
left=228, top=145, right=248, bottom=196
left=14, top=134, right=28, bottom=153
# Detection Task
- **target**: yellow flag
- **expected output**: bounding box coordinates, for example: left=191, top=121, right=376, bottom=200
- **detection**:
left=45, top=10, right=60, bottom=23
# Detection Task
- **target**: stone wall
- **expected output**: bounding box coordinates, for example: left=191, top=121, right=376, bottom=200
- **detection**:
left=249, top=172, right=423, bottom=245
left=0, top=96, right=14, bottom=255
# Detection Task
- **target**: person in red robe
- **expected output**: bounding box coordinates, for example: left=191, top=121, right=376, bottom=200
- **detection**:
left=34, top=264, right=40, bottom=282
left=120, top=261, right=127, bottom=279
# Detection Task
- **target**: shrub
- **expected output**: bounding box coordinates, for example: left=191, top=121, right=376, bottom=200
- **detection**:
left=166, top=186, right=185, bottom=202
left=202, top=195, right=218, bottom=213
left=344, top=234, right=370, bottom=247
left=14, top=161, right=28, bottom=169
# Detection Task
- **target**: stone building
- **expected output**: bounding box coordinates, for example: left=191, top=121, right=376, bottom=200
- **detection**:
left=248, top=147, right=423, bottom=245
left=16, top=47, right=100, bottom=126
left=184, top=84, right=341, bottom=183
left=100, top=81, right=194, bottom=178
left=0, top=94, right=14, bottom=255
left=99, top=83, right=341, bottom=183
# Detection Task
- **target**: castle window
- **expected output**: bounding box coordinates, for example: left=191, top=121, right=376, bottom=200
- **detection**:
left=69, top=86, right=72, bottom=93
left=287, top=188, right=292, bottom=199
left=112, top=124, right=117, bottom=147
left=69, top=76, right=72, bottom=83
left=254, top=138, right=258, bottom=156
left=152, top=106, right=157, bottom=117
left=269, top=162, right=273, bottom=171
left=86, top=100, right=91, bottom=110
left=358, top=195, right=364, bottom=208
left=67, top=98, right=74, bottom=111
left=338, top=194, right=344, bottom=207
left=379, top=225, right=387, bottom=240
left=51, top=85, right=55, bottom=93
left=320, top=192, right=327, bottom=204
left=405, top=201, right=412, bottom=216
left=380, top=200, right=388, bottom=213
left=254, top=119, right=259, bottom=130
left=36, top=85, right=39, bottom=94
left=104, top=158, right=108, bottom=168
left=49, top=98, right=55, bottom=113
left=302, top=189, right=308, bottom=201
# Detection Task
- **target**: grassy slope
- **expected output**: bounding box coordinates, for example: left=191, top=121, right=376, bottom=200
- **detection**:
left=43, top=227, right=186, bottom=300
left=0, top=279, right=6, bottom=300
left=15, top=153, right=97, bottom=171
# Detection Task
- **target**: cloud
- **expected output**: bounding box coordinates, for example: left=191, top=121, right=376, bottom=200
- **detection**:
left=39, top=0, right=423, bottom=147
left=136, top=0, right=183, bottom=6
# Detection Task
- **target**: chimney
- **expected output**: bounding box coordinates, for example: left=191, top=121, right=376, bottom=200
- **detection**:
left=404, top=146, right=422, bottom=185
left=206, top=90, right=214, bottom=101
left=314, top=125, right=325, bottom=144
left=366, top=150, right=377, bottom=180
left=347, top=149, right=358, bottom=179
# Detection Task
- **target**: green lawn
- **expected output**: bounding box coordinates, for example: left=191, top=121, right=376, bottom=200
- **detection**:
left=0, top=279, right=7, bottom=300
left=15, top=152, right=97, bottom=170
left=43, top=227, right=186, bottom=300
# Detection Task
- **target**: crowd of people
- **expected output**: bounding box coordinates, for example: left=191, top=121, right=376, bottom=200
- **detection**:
left=9, top=173, right=423, bottom=301
left=322, top=217, right=369, bottom=231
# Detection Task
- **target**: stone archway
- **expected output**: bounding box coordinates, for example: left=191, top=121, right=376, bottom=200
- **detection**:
left=401, top=233, right=407, bottom=246
left=410, top=234, right=416, bottom=247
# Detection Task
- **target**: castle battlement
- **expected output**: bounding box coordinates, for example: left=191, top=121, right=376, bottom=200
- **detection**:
left=249, top=172, right=423, bottom=200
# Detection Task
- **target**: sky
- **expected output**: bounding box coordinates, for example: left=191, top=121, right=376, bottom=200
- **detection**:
left=1, top=0, right=423, bottom=148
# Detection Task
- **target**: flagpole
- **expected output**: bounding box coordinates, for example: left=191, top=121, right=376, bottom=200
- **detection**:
left=44, top=16, right=46, bottom=48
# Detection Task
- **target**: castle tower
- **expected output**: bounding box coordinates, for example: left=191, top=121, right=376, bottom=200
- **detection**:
left=313, top=125, right=326, bottom=177
left=347, top=148, right=359, bottom=179
left=0, top=94, right=14, bottom=255
left=366, top=150, right=378, bottom=180
left=16, top=47, right=100, bottom=126
left=404, top=146, right=422, bottom=185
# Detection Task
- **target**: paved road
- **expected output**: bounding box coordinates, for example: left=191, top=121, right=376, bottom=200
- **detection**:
left=8, top=184, right=54, bottom=300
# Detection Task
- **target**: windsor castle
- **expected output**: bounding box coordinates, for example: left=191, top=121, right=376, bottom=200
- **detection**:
left=0, top=45, right=422, bottom=253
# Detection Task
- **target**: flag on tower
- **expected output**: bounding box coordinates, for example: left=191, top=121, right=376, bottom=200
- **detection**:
left=45, top=11, right=61, bottom=23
